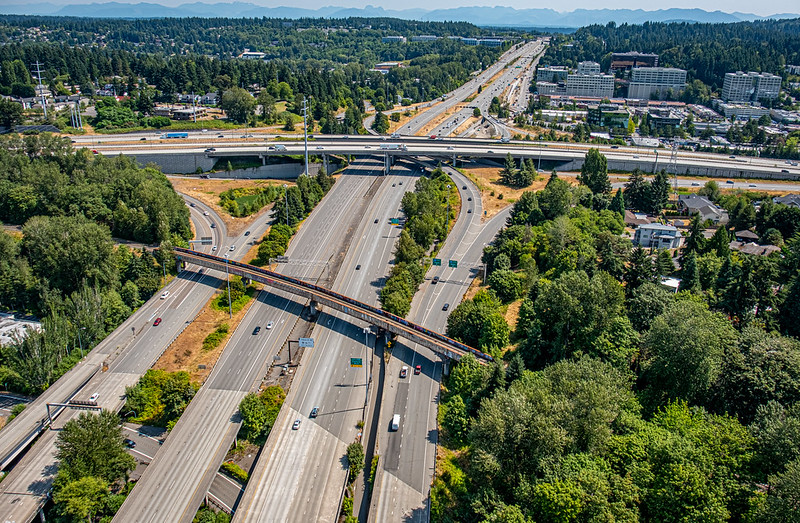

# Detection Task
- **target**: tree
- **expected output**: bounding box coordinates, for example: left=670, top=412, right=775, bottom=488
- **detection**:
left=624, top=246, right=655, bottom=296
left=610, top=188, right=625, bottom=217
left=487, top=269, right=523, bottom=303
left=780, top=276, right=800, bottom=338
left=473, top=107, right=482, bottom=117
left=372, top=111, right=390, bottom=134
left=684, top=215, right=706, bottom=254
left=0, top=97, right=23, bottom=128
left=642, top=300, right=737, bottom=408
left=220, top=87, right=256, bottom=124
left=649, top=170, right=670, bottom=214
left=625, top=170, right=649, bottom=211
left=346, top=442, right=365, bottom=481
left=239, top=392, right=269, bottom=438
left=758, top=458, right=800, bottom=522
left=53, top=476, right=109, bottom=521
left=627, top=281, right=673, bottom=331
left=539, top=175, right=571, bottom=220
left=578, top=149, right=611, bottom=195
left=500, top=153, right=517, bottom=186
left=54, top=410, right=136, bottom=486
left=442, top=394, right=469, bottom=444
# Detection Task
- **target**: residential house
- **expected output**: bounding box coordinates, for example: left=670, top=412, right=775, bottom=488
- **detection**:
left=734, top=230, right=760, bottom=243
left=729, top=241, right=781, bottom=256
left=633, top=223, right=682, bottom=249
left=773, top=194, right=800, bottom=208
left=678, top=194, right=729, bottom=224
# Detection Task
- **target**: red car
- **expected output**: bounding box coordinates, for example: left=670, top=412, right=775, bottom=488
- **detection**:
left=153, top=318, right=162, bottom=326
left=91, top=149, right=99, bottom=154
left=414, top=365, right=422, bottom=375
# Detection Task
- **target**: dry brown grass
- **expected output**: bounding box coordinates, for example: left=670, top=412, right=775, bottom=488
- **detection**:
left=169, top=177, right=290, bottom=237
left=153, top=284, right=262, bottom=384
left=453, top=116, right=480, bottom=136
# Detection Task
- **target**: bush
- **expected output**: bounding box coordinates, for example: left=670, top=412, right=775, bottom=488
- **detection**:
left=8, top=403, right=25, bottom=422
left=202, top=323, right=230, bottom=351
left=220, top=461, right=249, bottom=483
left=346, top=442, right=365, bottom=482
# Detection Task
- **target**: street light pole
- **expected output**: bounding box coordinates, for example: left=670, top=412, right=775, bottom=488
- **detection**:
left=283, top=183, right=289, bottom=227
left=363, top=327, right=370, bottom=408
left=538, top=135, right=542, bottom=172
left=224, top=254, right=232, bottom=319
left=446, top=184, right=452, bottom=235
left=302, top=97, right=309, bottom=176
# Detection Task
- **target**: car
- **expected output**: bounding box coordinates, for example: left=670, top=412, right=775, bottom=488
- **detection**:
left=467, top=209, right=472, bottom=213
left=463, top=185, right=467, bottom=190
left=632, top=155, right=639, bottom=158
left=365, top=145, right=371, bottom=149
left=467, top=197, right=472, bottom=201
left=218, top=134, right=224, bottom=138
left=124, top=438, right=136, bottom=448
left=399, top=181, right=403, bottom=185
left=726, top=180, right=735, bottom=184
left=392, top=183, right=396, bottom=187
left=253, top=326, right=261, bottom=335
left=204, top=147, right=215, bottom=152
left=355, top=264, right=361, bottom=270
left=91, top=149, right=98, bottom=154
left=749, top=184, right=757, bottom=187
left=610, top=145, right=619, bottom=149
left=374, top=218, right=379, bottom=223
left=140, top=137, right=147, bottom=141
left=244, top=231, right=251, bottom=236
left=432, top=276, right=440, bottom=284
left=266, top=322, right=274, bottom=329
left=691, top=182, right=700, bottom=187
left=153, top=317, right=162, bottom=326
left=203, top=211, right=210, bottom=216
left=316, top=146, right=324, bottom=150
left=230, top=245, right=236, bottom=251
left=487, top=150, right=494, bottom=153
left=210, top=223, right=216, bottom=228
left=400, top=366, right=408, bottom=378
left=292, top=419, right=301, bottom=430
left=729, top=155, right=736, bottom=159
left=414, top=365, right=421, bottom=375
left=442, top=303, right=450, bottom=311
left=781, top=169, right=790, bottom=173
left=189, top=202, right=196, bottom=207
left=310, top=407, right=319, bottom=418
left=160, top=291, right=169, bottom=299
left=212, top=245, right=217, bottom=251
left=89, top=393, right=99, bottom=402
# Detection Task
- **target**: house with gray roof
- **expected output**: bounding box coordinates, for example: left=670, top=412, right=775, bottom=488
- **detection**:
left=678, top=194, right=729, bottom=224
left=773, top=194, right=800, bottom=208
left=633, top=223, right=682, bottom=249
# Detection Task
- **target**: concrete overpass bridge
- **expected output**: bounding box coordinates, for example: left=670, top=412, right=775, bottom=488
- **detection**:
left=175, top=248, right=493, bottom=364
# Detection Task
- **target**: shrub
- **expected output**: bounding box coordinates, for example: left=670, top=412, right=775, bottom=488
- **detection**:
left=221, top=461, right=249, bottom=483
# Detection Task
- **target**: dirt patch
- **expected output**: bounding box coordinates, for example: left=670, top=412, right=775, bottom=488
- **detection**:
left=503, top=300, right=522, bottom=332
left=452, top=116, right=480, bottom=136
left=153, top=284, right=263, bottom=384
left=226, top=440, right=262, bottom=476
left=458, top=165, right=578, bottom=220
left=169, top=177, right=289, bottom=237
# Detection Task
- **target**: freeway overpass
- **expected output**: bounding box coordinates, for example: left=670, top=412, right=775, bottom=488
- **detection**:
left=174, top=248, right=492, bottom=363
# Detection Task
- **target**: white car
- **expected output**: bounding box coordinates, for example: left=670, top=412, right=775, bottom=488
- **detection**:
left=160, top=291, right=170, bottom=299
left=203, top=211, right=209, bottom=216
left=229, top=245, right=235, bottom=251
left=266, top=322, right=274, bottom=329
left=212, top=246, right=217, bottom=252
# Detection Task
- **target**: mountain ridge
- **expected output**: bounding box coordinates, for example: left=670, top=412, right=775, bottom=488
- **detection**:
left=0, top=2, right=797, bottom=27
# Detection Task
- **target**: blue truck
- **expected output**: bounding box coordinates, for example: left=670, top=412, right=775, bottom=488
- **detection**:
left=160, top=132, right=189, bottom=139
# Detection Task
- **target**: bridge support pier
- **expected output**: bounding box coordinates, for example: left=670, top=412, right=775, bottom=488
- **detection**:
left=261, top=154, right=266, bottom=166
left=323, top=154, right=329, bottom=174
left=39, top=506, right=46, bottom=522
left=307, top=300, right=319, bottom=319
left=384, top=153, right=390, bottom=175
left=442, top=358, right=451, bottom=376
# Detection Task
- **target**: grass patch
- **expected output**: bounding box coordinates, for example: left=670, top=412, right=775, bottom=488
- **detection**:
left=202, top=323, right=230, bottom=352
left=219, top=184, right=283, bottom=217
left=211, top=278, right=258, bottom=315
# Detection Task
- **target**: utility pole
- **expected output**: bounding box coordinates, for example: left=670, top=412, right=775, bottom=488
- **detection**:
left=32, top=61, right=47, bottom=118
left=223, top=254, right=232, bottom=319
left=302, top=97, right=309, bottom=176
left=283, top=184, right=289, bottom=227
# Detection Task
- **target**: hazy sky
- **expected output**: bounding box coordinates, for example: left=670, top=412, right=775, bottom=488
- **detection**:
left=37, top=0, right=799, bottom=17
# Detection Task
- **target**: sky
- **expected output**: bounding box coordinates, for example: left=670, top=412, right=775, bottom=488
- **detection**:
left=30, top=0, right=799, bottom=17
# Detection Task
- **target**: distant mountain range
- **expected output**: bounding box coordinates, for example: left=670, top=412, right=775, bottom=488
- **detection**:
left=1, top=2, right=798, bottom=28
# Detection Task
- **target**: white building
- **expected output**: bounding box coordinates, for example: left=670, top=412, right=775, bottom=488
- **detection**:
left=628, top=67, right=687, bottom=100
left=722, top=71, right=782, bottom=102
left=536, top=66, right=569, bottom=84
left=411, top=35, right=438, bottom=42
left=381, top=36, right=406, bottom=44
left=239, top=50, right=266, bottom=60
left=714, top=101, right=770, bottom=120
left=577, top=61, right=601, bottom=74
left=565, top=73, right=614, bottom=98
left=633, top=224, right=682, bottom=249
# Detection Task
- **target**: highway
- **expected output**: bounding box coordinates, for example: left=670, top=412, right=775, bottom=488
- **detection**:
left=113, top=158, right=408, bottom=522
left=0, top=193, right=262, bottom=523
left=370, top=166, right=512, bottom=522
left=231, top=159, right=420, bottom=522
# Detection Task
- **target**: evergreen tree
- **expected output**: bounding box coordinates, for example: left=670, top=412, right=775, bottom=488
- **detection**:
left=578, top=148, right=611, bottom=195
left=707, top=227, right=730, bottom=257
left=610, top=188, right=625, bottom=217
left=649, top=170, right=671, bottom=214
left=684, top=215, right=706, bottom=253
left=500, top=153, right=517, bottom=186
left=624, top=246, right=655, bottom=296
left=655, top=249, right=675, bottom=276
left=624, top=170, right=649, bottom=211
left=679, top=251, right=701, bottom=292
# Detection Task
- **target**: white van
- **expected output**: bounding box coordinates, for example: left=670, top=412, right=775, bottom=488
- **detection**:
left=391, top=414, right=400, bottom=431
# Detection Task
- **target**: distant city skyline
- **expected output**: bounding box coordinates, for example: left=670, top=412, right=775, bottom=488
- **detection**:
left=18, top=0, right=799, bottom=17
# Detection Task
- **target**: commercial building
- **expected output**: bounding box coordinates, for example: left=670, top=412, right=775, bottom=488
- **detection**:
left=628, top=67, right=687, bottom=100
left=479, top=38, right=505, bottom=47
left=535, top=82, right=563, bottom=96
left=786, top=65, right=800, bottom=75
left=714, top=101, right=770, bottom=120
left=587, top=104, right=630, bottom=128
left=611, top=52, right=659, bottom=71
left=381, top=36, right=406, bottom=44
left=411, top=35, right=438, bottom=42
left=633, top=224, right=682, bottom=249
left=722, top=71, right=782, bottom=103
left=566, top=72, right=614, bottom=98
left=536, top=66, right=569, bottom=84
left=238, top=50, right=266, bottom=60
left=577, top=61, right=601, bottom=74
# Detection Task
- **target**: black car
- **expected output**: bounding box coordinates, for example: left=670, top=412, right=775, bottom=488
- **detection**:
left=374, top=219, right=379, bottom=223
left=442, top=303, right=450, bottom=311
left=356, top=264, right=361, bottom=270
left=463, top=185, right=467, bottom=190
left=310, top=407, right=319, bottom=418
left=467, top=197, right=472, bottom=201
left=253, top=326, right=261, bottom=335
left=432, top=276, right=440, bottom=284
left=124, top=438, right=136, bottom=448
left=244, top=231, right=251, bottom=236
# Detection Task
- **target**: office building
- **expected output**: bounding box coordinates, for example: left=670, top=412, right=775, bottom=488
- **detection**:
left=536, top=66, right=569, bottom=84
left=611, top=52, right=659, bottom=71
left=722, top=71, right=782, bottom=102
left=381, top=36, right=406, bottom=44
left=577, top=61, right=601, bottom=74
left=714, top=100, right=770, bottom=120
left=535, top=82, right=563, bottom=95
left=566, top=73, right=614, bottom=98
left=411, top=35, right=438, bottom=42
left=587, top=104, right=630, bottom=128
left=628, top=67, right=687, bottom=100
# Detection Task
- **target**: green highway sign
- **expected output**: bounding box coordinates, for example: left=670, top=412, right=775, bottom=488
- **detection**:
left=448, top=260, right=458, bottom=268
left=390, top=218, right=400, bottom=225
left=350, top=358, right=363, bottom=368
left=432, top=258, right=441, bottom=266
